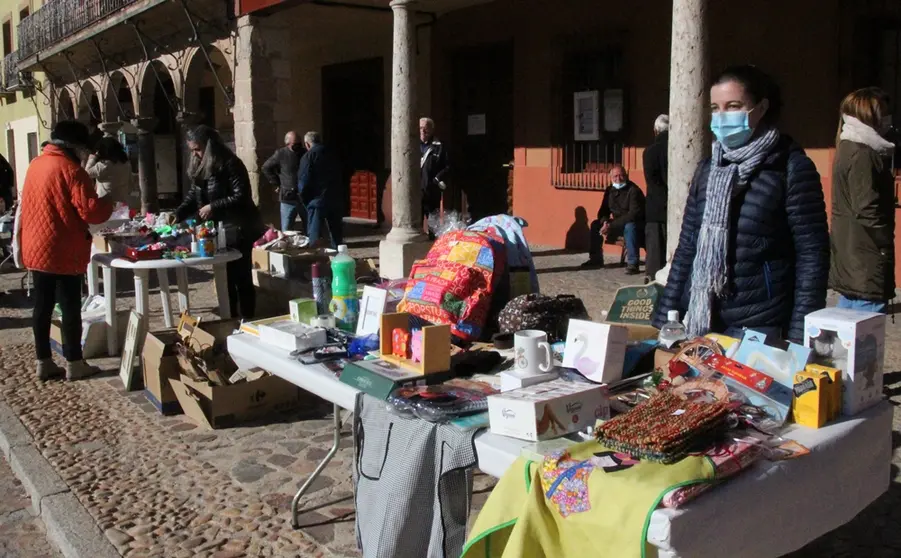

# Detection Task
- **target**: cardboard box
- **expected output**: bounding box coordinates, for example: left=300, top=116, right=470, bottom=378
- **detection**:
left=732, top=329, right=811, bottom=388
left=50, top=310, right=130, bottom=359
left=340, top=359, right=452, bottom=400
left=175, top=315, right=243, bottom=385
left=792, top=370, right=829, bottom=429
left=142, top=329, right=183, bottom=415
left=251, top=248, right=270, bottom=272
left=561, top=320, right=628, bottom=383
left=289, top=298, right=318, bottom=324
left=806, top=364, right=842, bottom=420
left=93, top=233, right=110, bottom=253
left=804, top=308, right=886, bottom=416
left=170, top=372, right=301, bottom=429
left=267, top=249, right=330, bottom=281
left=488, top=379, right=608, bottom=442
left=258, top=319, right=327, bottom=352
left=240, top=315, right=291, bottom=337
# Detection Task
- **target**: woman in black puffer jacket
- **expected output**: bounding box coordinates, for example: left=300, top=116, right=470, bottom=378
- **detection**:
left=653, top=66, right=829, bottom=342
left=176, top=125, right=265, bottom=318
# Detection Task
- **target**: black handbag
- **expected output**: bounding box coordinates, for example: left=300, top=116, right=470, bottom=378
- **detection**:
left=497, top=294, right=589, bottom=343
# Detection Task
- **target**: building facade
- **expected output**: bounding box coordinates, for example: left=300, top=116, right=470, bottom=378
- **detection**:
left=12, top=0, right=901, bottom=278
left=0, top=0, right=50, bottom=194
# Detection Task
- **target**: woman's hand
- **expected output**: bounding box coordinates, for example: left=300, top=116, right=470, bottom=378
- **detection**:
left=199, top=204, right=212, bottom=220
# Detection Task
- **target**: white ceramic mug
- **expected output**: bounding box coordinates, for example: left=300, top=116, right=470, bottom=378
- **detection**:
left=514, top=330, right=553, bottom=376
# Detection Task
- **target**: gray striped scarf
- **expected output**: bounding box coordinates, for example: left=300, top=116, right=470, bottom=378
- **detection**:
left=684, top=127, right=780, bottom=336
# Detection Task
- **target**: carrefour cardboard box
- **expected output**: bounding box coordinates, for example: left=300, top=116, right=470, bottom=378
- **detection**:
left=142, top=329, right=183, bottom=415
left=50, top=310, right=130, bottom=359
left=170, top=372, right=301, bottom=429
left=267, top=248, right=330, bottom=281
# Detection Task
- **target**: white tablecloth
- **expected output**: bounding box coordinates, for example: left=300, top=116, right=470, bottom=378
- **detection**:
left=227, top=332, right=893, bottom=557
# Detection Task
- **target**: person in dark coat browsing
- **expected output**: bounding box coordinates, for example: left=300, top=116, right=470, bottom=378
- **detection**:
left=643, top=115, right=669, bottom=282
left=582, top=164, right=645, bottom=275
left=653, top=66, right=829, bottom=343
left=298, top=131, right=344, bottom=248
left=420, top=117, right=449, bottom=239
left=262, top=130, right=307, bottom=232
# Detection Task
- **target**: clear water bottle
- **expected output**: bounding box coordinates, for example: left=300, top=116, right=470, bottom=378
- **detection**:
left=658, top=310, right=688, bottom=349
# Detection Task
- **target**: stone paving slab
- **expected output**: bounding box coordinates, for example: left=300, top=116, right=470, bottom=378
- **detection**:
left=0, top=455, right=62, bottom=558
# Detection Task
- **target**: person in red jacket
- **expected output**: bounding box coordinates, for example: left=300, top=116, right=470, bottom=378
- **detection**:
left=20, top=121, right=113, bottom=381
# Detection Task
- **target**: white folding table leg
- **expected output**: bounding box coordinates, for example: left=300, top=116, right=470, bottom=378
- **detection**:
left=134, top=269, right=151, bottom=324
left=175, top=267, right=190, bottom=316
left=103, top=265, right=118, bottom=356
left=292, top=404, right=342, bottom=529
left=88, top=260, right=99, bottom=297
left=156, top=269, right=174, bottom=328
left=212, top=264, right=231, bottom=318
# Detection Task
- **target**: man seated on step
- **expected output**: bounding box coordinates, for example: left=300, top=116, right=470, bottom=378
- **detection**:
left=581, top=164, right=645, bottom=275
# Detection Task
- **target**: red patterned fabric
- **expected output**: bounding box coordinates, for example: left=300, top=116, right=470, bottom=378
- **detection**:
left=20, top=145, right=113, bottom=275
left=399, top=230, right=505, bottom=341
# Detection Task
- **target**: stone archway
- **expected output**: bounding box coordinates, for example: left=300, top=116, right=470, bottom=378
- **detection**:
left=76, top=80, right=103, bottom=126
left=56, top=88, right=76, bottom=123
left=103, top=70, right=135, bottom=123
left=134, top=60, right=182, bottom=212
left=182, top=46, right=234, bottom=139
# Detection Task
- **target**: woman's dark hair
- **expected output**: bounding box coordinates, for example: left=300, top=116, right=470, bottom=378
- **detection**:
left=94, top=137, right=129, bottom=164
left=713, top=65, right=783, bottom=125
left=186, top=125, right=233, bottom=180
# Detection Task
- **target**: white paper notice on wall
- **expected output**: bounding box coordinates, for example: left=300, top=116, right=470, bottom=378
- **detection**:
left=604, top=89, right=624, bottom=132
left=573, top=91, right=600, bottom=141
left=467, top=114, right=487, bottom=136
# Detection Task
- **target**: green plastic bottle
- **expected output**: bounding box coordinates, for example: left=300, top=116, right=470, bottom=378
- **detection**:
left=329, top=245, right=358, bottom=332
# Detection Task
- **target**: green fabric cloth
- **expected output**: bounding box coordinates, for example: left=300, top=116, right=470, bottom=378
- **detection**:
left=463, top=440, right=714, bottom=558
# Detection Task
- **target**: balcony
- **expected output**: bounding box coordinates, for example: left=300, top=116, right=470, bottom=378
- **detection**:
left=2, top=51, right=21, bottom=92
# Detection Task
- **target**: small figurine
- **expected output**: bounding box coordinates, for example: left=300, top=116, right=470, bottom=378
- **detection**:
left=411, top=329, right=424, bottom=363
left=392, top=328, right=411, bottom=359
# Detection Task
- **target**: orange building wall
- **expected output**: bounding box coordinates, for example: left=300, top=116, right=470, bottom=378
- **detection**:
left=432, top=0, right=901, bottom=282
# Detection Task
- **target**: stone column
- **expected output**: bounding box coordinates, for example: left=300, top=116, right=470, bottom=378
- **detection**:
left=379, top=0, right=430, bottom=280
left=132, top=117, right=159, bottom=214
left=98, top=122, right=123, bottom=138
left=233, top=15, right=294, bottom=226
left=666, top=0, right=708, bottom=260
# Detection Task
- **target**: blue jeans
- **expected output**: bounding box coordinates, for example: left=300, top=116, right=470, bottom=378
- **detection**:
left=837, top=295, right=887, bottom=313
left=588, top=221, right=640, bottom=265
left=306, top=203, right=343, bottom=249
left=622, top=222, right=640, bottom=266
left=280, top=202, right=302, bottom=232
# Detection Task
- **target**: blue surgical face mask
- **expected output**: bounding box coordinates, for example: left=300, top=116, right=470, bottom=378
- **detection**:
left=611, top=182, right=627, bottom=190
left=711, top=109, right=754, bottom=148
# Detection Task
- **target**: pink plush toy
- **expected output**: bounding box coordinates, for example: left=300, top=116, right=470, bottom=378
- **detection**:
left=411, top=330, right=424, bottom=363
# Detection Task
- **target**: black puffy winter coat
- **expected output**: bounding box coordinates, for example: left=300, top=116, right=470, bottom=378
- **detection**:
left=175, top=153, right=264, bottom=242
left=653, top=135, right=829, bottom=342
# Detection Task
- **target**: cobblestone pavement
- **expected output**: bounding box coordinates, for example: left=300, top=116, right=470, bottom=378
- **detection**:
left=0, top=228, right=898, bottom=557
left=0, top=456, right=61, bottom=558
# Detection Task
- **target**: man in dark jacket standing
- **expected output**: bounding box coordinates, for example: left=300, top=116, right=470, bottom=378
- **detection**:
left=298, top=131, right=343, bottom=248
left=643, top=115, right=669, bottom=282
left=420, top=117, right=449, bottom=239
left=262, top=130, right=307, bottom=232
left=582, top=164, right=645, bottom=274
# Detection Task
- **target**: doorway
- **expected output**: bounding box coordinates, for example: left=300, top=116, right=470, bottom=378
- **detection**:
left=451, top=42, right=514, bottom=221
left=322, top=57, right=385, bottom=219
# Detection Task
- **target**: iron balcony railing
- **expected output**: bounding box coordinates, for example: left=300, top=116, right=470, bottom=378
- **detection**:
left=3, top=51, right=20, bottom=91
left=18, top=0, right=141, bottom=61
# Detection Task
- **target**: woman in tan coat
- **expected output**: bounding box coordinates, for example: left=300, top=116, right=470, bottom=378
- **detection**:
left=84, top=137, right=133, bottom=207
left=830, top=87, right=896, bottom=312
